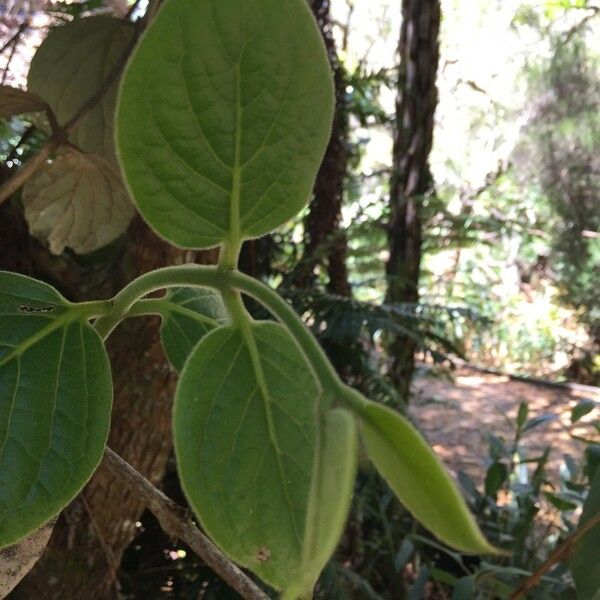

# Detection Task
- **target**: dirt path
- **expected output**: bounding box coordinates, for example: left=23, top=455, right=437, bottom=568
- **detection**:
left=410, top=367, right=600, bottom=483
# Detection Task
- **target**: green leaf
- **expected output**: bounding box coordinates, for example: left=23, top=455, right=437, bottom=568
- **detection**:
left=116, top=0, right=334, bottom=249
left=571, top=470, right=600, bottom=599
left=0, top=271, right=112, bottom=548
left=357, top=400, right=498, bottom=554
left=586, top=445, right=600, bottom=480
left=488, top=434, right=508, bottom=460
left=484, top=462, right=508, bottom=498
left=28, top=16, right=135, bottom=162
left=516, top=401, right=528, bottom=432
left=451, top=576, right=477, bottom=600
left=572, top=399, right=596, bottom=424
left=22, top=151, right=135, bottom=255
left=159, top=288, right=228, bottom=371
left=523, top=413, right=558, bottom=432
left=544, top=492, right=578, bottom=512
left=174, top=321, right=319, bottom=589
left=284, top=408, right=358, bottom=599
left=0, top=85, right=48, bottom=118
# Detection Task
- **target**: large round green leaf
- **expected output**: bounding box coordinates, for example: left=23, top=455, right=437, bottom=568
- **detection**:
left=0, top=272, right=112, bottom=548
left=28, top=16, right=135, bottom=162
left=173, top=321, right=319, bottom=589
left=116, top=0, right=334, bottom=249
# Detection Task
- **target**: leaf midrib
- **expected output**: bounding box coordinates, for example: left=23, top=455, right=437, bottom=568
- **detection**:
left=162, top=300, right=220, bottom=329
left=240, top=322, right=304, bottom=548
left=0, top=312, right=77, bottom=370
left=228, top=43, right=247, bottom=249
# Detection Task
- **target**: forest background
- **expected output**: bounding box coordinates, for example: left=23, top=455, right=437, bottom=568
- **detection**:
left=0, top=0, right=599, bottom=598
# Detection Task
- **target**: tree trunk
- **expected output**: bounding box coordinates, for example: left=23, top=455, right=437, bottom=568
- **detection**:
left=294, top=0, right=351, bottom=297
left=0, top=198, right=216, bottom=599
left=385, top=0, right=441, bottom=402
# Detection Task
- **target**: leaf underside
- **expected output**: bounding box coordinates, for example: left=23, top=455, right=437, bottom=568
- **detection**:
left=0, top=272, right=112, bottom=548
left=285, top=408, right=358, bottom=599
left=0, top=85, right=47, bottom=119
left=159, top=287, right=228, bottom=372
left=22, top=151, right=134, bottom=255
left=28, top=15, right=135, bottom=162
left=174, top=321, right=319, bottom=589
left=359, top=401, right=498, bottom=555
left=117, top=0, right=335, bottom=249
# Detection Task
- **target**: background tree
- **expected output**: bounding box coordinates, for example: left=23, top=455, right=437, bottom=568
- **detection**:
left=290, top=0, right=351, bottom=296
left=385, top=0, right=441, bottom=402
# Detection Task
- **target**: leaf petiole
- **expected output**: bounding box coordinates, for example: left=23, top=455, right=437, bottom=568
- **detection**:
left=91, top=265, right=344, bottom=400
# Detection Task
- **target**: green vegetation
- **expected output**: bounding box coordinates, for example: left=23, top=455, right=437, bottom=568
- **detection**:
left=0, top=0, right=597, bottom=598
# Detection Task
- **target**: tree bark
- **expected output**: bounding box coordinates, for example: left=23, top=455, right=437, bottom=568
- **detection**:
left=385, top=0, right=441, bottom=402
left=0, top=199, right=216, bottom=599
left=295, top=0, right=351, bottom=297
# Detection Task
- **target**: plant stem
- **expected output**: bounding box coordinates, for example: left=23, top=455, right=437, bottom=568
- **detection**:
left=227, top=270, right=341, bottom=395
left=102, top=448, right=269, bottom=600
left=92, top=265, right=226, bottom=338
left=509, top=509, right=600, bottom=599
left=74, top=299, right=114, bottom=320
left=125, top=297, right=221, bottom=328
left=93, top=265, right=344, bottom=399
left=0, top=140, right=57, bottom=204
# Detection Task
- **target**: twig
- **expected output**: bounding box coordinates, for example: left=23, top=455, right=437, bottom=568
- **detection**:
left=102, top=448, right=270, bottom=600
left=5, top=124, right=36, bottom=163
left=0, top=21, right=29, bottom=55
left=562, top=5, right=600, bottom=45
left=79, top=492, right=120, bottom=587
left=2, top=35, right=20, bottom=85
left=0, top=139, right=57, bottom=202
left=509, top=509, right=600, bottom=599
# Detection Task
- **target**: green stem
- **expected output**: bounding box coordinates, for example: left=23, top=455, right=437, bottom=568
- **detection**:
left=73, top=299, right=113, bottom=320
left=220, top=286, right=250, bottom=327
left=93, top=265, right=345, bottom=399
left=125, top=298, right=221, bottom=329
left=93, top=266, right=226, bottom=339
left=226, top=270, right=342, bottom=396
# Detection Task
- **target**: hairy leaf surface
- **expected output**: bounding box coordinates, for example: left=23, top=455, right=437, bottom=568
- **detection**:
left=117, top=0, right=334, bottom=249
left=571, top=469, right=600, bottom=599
left=0, top=272, right=112, bottom=548
left=0, top=85, right=47, bottom=118
left=285, top=408, right=358, bottom=599
left=22, top=151, right=134, bottom=255
left=159, top=288, right=228, bottom=371
left=28, top=16, right=135, bottom=162
left=358, top=400, right=497, bottom=554
left=174, top=321, right=319, bottom=589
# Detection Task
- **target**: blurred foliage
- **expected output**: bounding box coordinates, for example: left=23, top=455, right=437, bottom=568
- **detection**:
left=524, top=35, right=600, bottom=341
